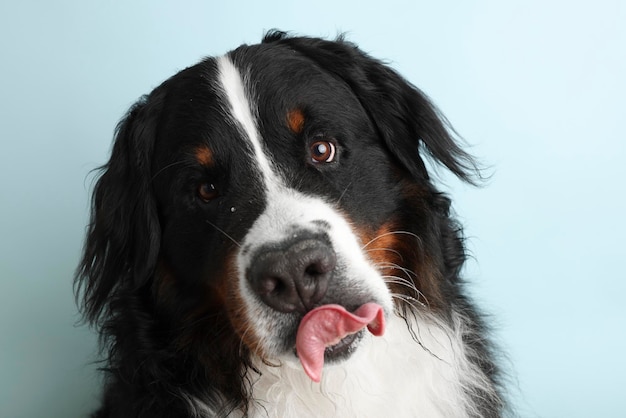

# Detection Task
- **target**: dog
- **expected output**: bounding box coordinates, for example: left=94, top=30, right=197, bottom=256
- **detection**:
left=76, top=31, right=504, bottom=417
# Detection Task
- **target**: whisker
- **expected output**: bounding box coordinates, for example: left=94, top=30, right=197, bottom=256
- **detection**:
left=150, top=160, right=189, bottom=182
left=390, top=292, right=427, bottom=309
left=384, top=275, right=431, bottom=309
left=394, top=305, right=446, bottom=363
left=337, top=182, right=353, bottom=204
left=205, top=220, right=241, bottom=247
left=374, top=260, right=417, bottom=278
left=361, top=230, right=421, bottom=250
left=382, top=276, right=418, bottom=290
left=366, top=247, right=404, bottom=261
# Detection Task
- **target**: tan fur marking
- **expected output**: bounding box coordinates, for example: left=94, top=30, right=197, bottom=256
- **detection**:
left=219, top=253, right=267, bottom=357
left=359, top=221, right=445, bottom=311
left=287, top=109, right=305, bottom=134
left=195, top=145, right=214, bottom=167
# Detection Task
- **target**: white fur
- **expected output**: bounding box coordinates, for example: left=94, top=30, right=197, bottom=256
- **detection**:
left=217, top=55, right=280, bottom=189
left=245, top=312, right=488, bottom=418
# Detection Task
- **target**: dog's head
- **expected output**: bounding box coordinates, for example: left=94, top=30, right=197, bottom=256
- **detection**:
left=77, top=31, right=478, bottom=381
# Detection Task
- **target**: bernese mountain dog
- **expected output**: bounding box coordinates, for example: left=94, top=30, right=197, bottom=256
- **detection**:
left=76, top=31, right=505, bottom=417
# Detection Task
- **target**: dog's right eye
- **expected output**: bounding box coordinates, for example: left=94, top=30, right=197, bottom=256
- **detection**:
left=310, top=139, right=336, bottom=164
left=198, top=182, right=219, bottom=202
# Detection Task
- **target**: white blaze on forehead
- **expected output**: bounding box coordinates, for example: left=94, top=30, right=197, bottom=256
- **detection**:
left=216, top=55, right=280, bottom=190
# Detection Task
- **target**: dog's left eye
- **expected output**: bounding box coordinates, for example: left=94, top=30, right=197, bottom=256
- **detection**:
left=310, top=140, right=336, bottom=163
left=198, top=182, right=219, bottom=202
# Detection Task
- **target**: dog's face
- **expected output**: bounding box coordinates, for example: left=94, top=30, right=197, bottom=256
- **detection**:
left=81, top=33, right=477, bottom=374
left=154, top=48, right=403, bottom=362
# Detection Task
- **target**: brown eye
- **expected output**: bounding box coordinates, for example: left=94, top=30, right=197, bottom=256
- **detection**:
left=198, top=182, right=218, bottom=202
left=310, top=140, right=336, bottom=163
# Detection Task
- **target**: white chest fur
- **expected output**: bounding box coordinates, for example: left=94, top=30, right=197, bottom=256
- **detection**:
left=240, top=313, right=486, bottom=418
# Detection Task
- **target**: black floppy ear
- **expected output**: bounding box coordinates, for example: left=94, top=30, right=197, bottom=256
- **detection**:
left=76, top=93, right=162, bottom=324
left=265, top=31, right=479, bottom=184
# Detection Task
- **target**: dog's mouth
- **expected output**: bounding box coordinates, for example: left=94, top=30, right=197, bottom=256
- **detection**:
left=294, top=328, right=362, bottom=358
left=323, top=330, right=361, bottom=357
left=294, top=303, right=386, bottom=382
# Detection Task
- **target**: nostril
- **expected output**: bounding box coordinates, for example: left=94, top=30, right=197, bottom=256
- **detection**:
left=305, top=255, right=335, bottom=277
left=305, top=264, right=322, bottom=276
left=258, top=276, right=281, bottom=295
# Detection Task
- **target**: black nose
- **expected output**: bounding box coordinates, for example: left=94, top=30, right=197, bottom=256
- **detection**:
left=247, top=236, right=336, bottom=313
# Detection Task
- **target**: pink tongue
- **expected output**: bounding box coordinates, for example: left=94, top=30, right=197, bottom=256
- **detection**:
left=295, top=303, right=385, bottom=382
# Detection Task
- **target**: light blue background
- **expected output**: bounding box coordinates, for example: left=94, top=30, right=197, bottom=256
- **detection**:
left=1, top=1, right=624, bottom=417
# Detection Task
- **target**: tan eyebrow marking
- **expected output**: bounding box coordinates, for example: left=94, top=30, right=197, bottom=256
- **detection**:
left=194, top=145, right=214, bottom=167
left=287, top=108, right=305, bottom=134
